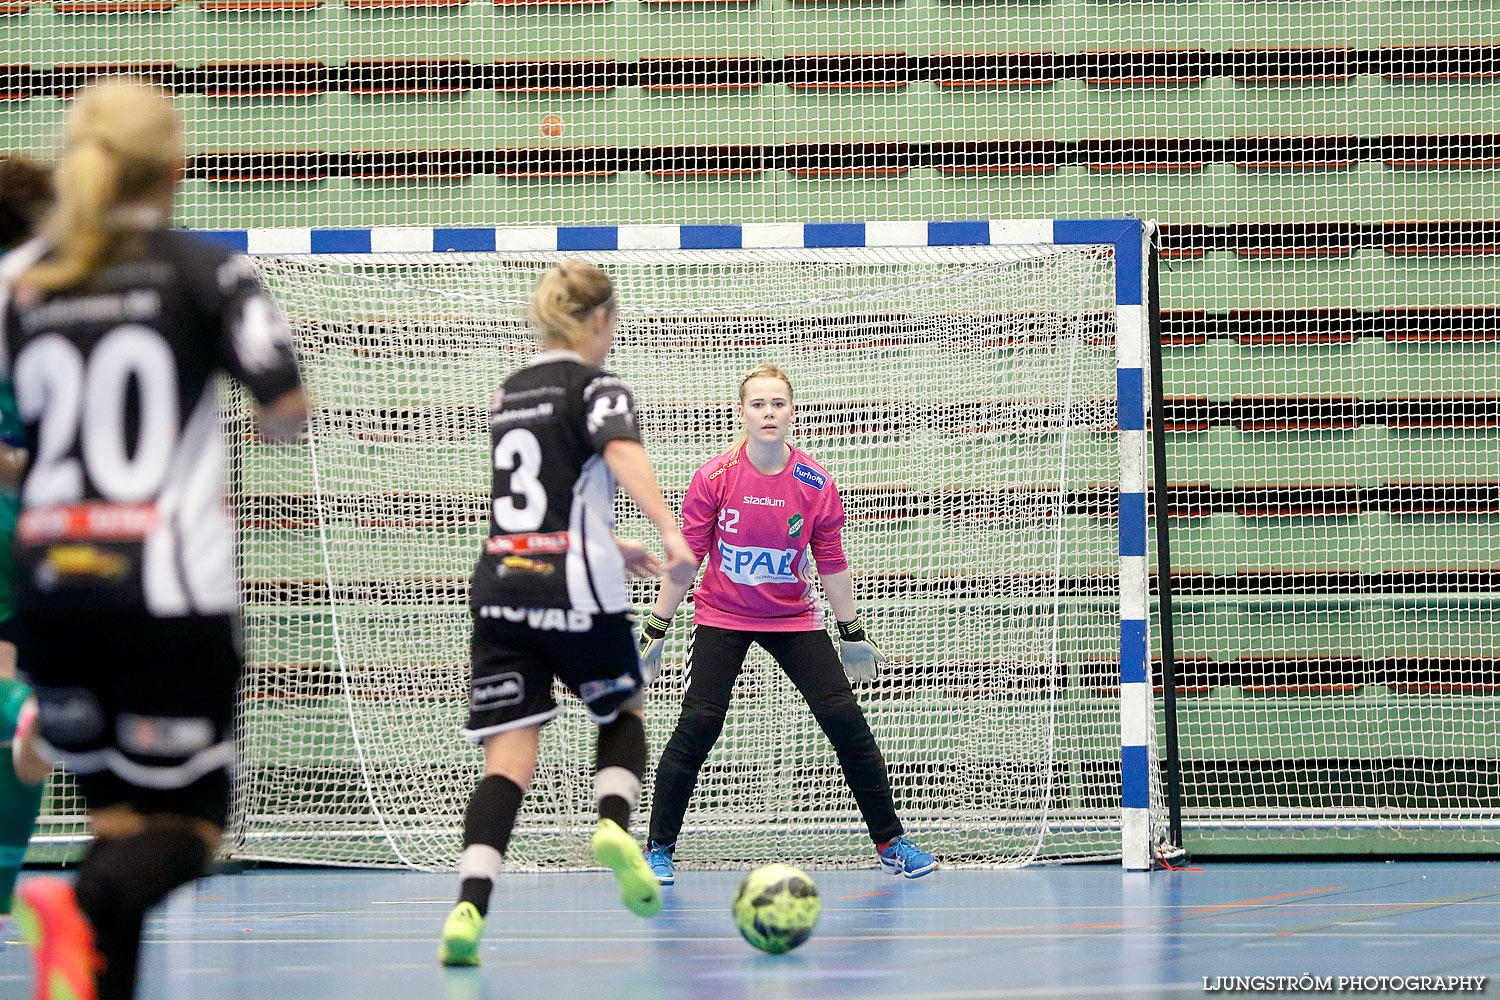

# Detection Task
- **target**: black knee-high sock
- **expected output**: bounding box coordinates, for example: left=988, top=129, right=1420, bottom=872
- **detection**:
left=457, top=775, right=523, bottom=917
left=594, top=713, right=646, bottom=830
left=73, top=831, right=210, bottom=1000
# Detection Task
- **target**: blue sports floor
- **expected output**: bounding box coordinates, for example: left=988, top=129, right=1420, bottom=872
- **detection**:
left=3, top=861, right=1498, bottom=999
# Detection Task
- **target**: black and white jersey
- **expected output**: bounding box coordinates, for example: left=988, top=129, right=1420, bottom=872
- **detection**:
left=470, top=349, right=642, bottom=614
left=0, top=231, right=302, bottom=617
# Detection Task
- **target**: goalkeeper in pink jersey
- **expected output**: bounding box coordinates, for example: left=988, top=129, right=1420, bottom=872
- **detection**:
left=637, top=365, right=936, bottom=882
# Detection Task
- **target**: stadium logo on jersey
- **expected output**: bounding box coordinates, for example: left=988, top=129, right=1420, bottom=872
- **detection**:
left=471, top=672, right=525, bottom=710
left=717, top=542, right=799, bottom=585
left=793, top=463, right=826, bottom=491
left=787, top=514, right=804, bottom=538
left=743, top=495, right=785, bottom=507
left=578, top=673, right=639, bottom=704
left=707, top=456, right=740, bottom=481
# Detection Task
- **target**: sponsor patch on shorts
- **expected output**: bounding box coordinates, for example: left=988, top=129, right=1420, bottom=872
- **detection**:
left=793, top=463, right=826, bottom=491
left=472, top=672, right=525, bottom=710
left=118, top=714, right=213, bottom=758
left=578, top=673, right=639, bottom=704
left=34, top=687, right=104, bottom=744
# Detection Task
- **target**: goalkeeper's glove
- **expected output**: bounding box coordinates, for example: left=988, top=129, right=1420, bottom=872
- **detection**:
left=639, top=612, right=672, bottom=686
left=837, top=617, right=887, bottom=685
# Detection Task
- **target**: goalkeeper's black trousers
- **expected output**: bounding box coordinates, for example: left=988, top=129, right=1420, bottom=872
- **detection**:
left=647, top=623, right=904, bottom=848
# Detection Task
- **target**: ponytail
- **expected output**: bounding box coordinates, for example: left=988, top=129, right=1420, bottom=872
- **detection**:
left=19, top=78, right=183, bottom=296
left=529, top=259, right=615, bottom=350
left=25, top=142, right=117, bottom=292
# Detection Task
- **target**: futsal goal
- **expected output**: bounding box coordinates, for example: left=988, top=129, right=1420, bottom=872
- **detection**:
left=40, top=219, right=1177, bottom=871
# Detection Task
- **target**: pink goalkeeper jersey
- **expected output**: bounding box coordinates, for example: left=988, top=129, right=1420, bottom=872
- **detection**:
left=681, top=443, right=849, bottom=631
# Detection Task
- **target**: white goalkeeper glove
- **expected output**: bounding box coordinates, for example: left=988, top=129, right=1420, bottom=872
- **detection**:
left=837, top=617, right=887, bottom=685
left=638, top=612, right=672, bottom=686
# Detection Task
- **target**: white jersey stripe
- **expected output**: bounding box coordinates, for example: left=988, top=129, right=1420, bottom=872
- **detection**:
left=175, top=383, right=237, bottom=613
left=564, top=528, right=597, bottom=611
left=565, top=456, right=602, bottom=612
left=567, top=453, right=630, bottom=614
left=144, top=384, right=233, bottom=615
left=142, top=505, right=190, bottom=617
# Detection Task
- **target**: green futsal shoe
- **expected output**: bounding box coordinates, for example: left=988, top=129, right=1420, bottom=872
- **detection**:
left=591, top=819, right=662, bottom=918
left=438, top=901, right=484, bottom=967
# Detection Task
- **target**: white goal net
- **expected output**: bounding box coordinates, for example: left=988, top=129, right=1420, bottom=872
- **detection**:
left=217, top=242, right=1159, bottom=869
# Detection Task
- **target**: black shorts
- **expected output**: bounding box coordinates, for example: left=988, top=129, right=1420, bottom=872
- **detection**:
left=18, top=608, right=240, bottom=827
left=464, top=606, right=642, bottom=742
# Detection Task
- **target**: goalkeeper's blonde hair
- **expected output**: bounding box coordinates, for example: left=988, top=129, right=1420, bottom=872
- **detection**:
left=725, top=364, right=795, bottom=454
left=530, top=259, right=616, bottom=350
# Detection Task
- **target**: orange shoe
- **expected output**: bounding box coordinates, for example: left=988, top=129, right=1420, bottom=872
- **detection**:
left=14, top=877, right=99, bottom=1000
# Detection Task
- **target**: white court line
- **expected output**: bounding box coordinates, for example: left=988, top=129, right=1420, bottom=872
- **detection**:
left=123, top=929, right=1500, bottom=945
left=698, top=968, right=892, bottom=980
left=160, top=899, right=1500, bottom=918
left=1241, top=941, right=1306, bottom=947
left=860, top=988, right=1205, bottom=1000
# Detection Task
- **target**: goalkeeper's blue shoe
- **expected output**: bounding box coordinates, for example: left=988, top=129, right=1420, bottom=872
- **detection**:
left=878, top=836, right=937, bottom=879
left=643, top=842, right=675, bottom=885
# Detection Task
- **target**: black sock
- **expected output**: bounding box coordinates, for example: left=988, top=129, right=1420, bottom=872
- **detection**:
left=595, top=712, right=646, bottom=831
left=457, top=775, right=524, bottom=918
left=598, top=795, right=631, bottom=829
left=74, top=830, right=210, bottom=1000
left=459, top=877, right=492, bottom=915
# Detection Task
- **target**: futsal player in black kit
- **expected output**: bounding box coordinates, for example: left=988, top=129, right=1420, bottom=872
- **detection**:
left=0, top=80, right=307, bottom=1000
left=437, top=258, right=696, bottom=966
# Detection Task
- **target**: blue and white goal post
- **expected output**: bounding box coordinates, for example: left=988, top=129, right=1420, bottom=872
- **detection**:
left=205, top=217, right=1176, bottom=869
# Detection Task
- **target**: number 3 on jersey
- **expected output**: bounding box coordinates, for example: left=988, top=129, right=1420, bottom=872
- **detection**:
left=492, top=427, right=547, bottom=531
